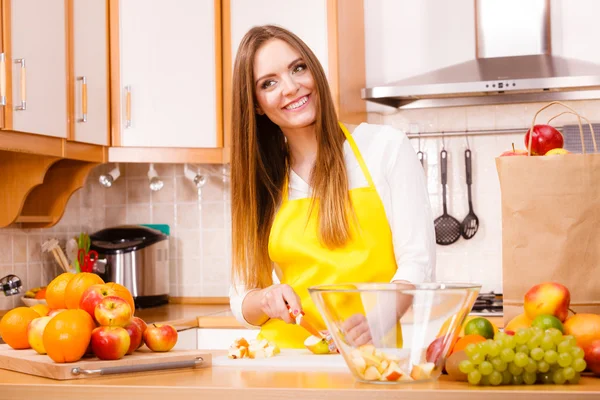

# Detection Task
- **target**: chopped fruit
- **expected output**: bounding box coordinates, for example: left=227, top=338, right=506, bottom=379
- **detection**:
left=383, top=361, right=411, bottom=381
left=410, top=362, right=436, bottom=380
left=364, top=365, right=382, bottom=381
left=228, top=337, right=279, bottom=359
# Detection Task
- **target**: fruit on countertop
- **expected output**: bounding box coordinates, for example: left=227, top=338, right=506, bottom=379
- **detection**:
left=451, top=334, right=487, bottom=355
left=563, top=313, right=600, bottom=351
left=499, top=143, right=528, bottom=157
left=123, top=321, right=143, bottom=355
left=584, top=339, right=600, bottom=376
left=545, top=148, right=571, bottom=156
left=304, top=335, right=333, bottom=354
left=524, top=124, right=564, bottom=155
left=131, top=316, right=148, bottom=350
left=523, top=282, right=570, bottom=322
left=94, top=296, right=132, bottom=327
left=437, top=315, right=498, bottom=340
left=42, top=309, right=95, bottom=363
left=30, top=304, right=50, bottom=317
left=24, top=286, right=47, bottom=299
left=531, top=314, right=564, bottom=333
left=444, top=350, right=468, bottom=381
left=64, top=272, right=104, bottom=309
left=464, top=317, right=496, bottom=340
left=45, top=272, right=75, bottom=309
left=27, top=316, right=53, bottom=354
left=505, top=313, right=532, bottom=333
left=143, top=324, right=178, bottom=352
left=0, top=307, right=41, bottom=349
left=227, top=337, right=280, bottom=359
left=90, top=326, right=131, bottom=361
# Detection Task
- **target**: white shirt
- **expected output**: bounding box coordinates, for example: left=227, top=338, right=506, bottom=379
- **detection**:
left=229, top=122, right=437, bottom=328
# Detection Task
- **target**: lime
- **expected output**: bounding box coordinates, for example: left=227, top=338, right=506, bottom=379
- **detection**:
left=464, top=317, right=495, bottom=339
left=531, top=314, right=564, bottom=333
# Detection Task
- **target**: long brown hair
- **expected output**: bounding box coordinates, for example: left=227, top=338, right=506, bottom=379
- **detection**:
left=231, top=25, right=352, bottom=290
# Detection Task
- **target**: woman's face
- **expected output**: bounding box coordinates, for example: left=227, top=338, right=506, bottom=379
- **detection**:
left=253, top=39, right=316, bottom=131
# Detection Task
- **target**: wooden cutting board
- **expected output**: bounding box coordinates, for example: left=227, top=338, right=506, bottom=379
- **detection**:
left=0, top=344, right=211, bottom=380
left=211, top=349, right=350, bottom=370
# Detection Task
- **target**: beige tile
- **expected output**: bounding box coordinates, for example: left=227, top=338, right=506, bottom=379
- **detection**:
left=202, top=177, right=225, bottom=202
left=438, top=107, right=467, bottom=132
left=179, top=257, right=202, bottom=286
left=202, top=229, right=228, bottom=257
left=201, top=284, right=229, bottom=297
left=127, top=178, right=151, bottom=204
left=126, top=205, right=152, bottom=225
left=175, top=176, right=199, bottom=203
left=466, top=106, right=496, bottom=131
left=177, top=231, right=201, bottom=259
left=27, top=235, right=42, bottom=263
left=104, top=176, right=127, bottom=205
left=105, top=206, right=127, bottom=228
left=12, top=262, right=28, bottom=289
left=169, top=259, right=178, bottom=289
left=0, top=235, right=12, bottom=264
left=176, top=204, right=200, bottom=229
left=151, top=176, right=175, bottom=203
left=27, top=263, right=43, bottom=290
left=12, top=234, right=27, bottom=263
left=202, top=256, right=229, bottom=285
left=124, top=163, right=149, bottom=177
left=169, top=284, right=179, bottom=297
left=152, top=204, right=176, bottom=227
left=201, top=202, right=225, bottom=229
left=180, top=285, right=202, bottom=297
left=495, top=104, right=527, bottom=129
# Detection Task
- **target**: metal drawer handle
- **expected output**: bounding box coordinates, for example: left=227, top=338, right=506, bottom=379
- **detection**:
left=71, top=356, right=204, bottom=376
left=77, top=76, right=87, bottom=122
left=14, top=58, right=26, bottom=111
left=0, top=53, right=6, bottom=106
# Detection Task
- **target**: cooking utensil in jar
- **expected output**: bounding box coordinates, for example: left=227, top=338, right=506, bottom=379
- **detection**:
left=460, top=149, right=479, bottom=239
left=434, top=149, right=461, bottom=245
left=78, top=249, right=98, bottom=273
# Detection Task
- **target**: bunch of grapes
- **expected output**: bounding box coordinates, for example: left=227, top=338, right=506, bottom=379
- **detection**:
left=458, top=327, right=587, bottom=386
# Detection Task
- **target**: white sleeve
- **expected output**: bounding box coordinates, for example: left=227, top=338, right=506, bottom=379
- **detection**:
left=228, top=268, right=281, bottom=329
left=384, top=128, right=437, bottom=284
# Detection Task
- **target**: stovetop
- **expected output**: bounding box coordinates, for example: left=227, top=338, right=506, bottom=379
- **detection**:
left=470, top=292, right=503, bottom=316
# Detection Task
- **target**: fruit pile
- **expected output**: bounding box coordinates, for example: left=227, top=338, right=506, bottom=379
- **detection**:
left=348, top=344, right=434, bottom=382
left=499, top=124, right=569, bottom=157
left=227, top=337, right=280, bottom=359
left=0, top=272, right=178, bottom=364
left=23, top=286, right=46, bottom=300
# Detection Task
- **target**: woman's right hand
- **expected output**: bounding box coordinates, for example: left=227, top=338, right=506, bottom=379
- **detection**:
left=259, top=284, right=302, bottom=324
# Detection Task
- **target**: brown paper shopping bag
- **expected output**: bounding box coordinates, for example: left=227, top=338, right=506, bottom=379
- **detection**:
left=496, top=101, right=600, bottom=325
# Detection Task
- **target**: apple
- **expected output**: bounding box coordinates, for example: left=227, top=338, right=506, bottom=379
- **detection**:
left=80, top=284, right=118, bottom=322
left=584, top=339, right=600, bottom=376
left=90, top=326, right=130, bottom=360
left=27, top=316, right=53, bottom=354
left=524, top=282, right=571, bottom=322
left=524, top=124, right=564, bottom=155
left=500, top=143, right=529, bottom=157
left=426, top=335, right=457, bottom=364
left=123, top=321, right=143, bottom=355
left=131, top=317, right=148, bottom=349
left=304, top=335, right=331, bottom=354
left=143, top=324, right=178, bottom=352
left=410, top=362, right=436, bottom=380
left=94, top=296, right=132, bottom=327
left=364, top=365, right=382, bottom=381
left=545, top=148, right=571, bottom=156
left=382, top=361, right=412, bottom=381
left=47, top=309, right=67, bottom=317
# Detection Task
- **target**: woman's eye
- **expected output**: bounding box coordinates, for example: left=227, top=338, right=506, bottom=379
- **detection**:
left=261, top=80, right=276, bottom=89
left=293, top=63, right=307, bottom=73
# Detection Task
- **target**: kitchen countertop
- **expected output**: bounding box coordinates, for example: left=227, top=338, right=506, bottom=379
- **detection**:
left=133, top=303, right=231, bottom=329
left=0, top=356, right=597, bottom=400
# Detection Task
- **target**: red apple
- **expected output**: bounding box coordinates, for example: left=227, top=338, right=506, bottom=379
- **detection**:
left=95, top=296, right=132, bottom=327
left=123, top=321, right=143, bottom=355
left=143, top=324, right=178, bottom=352
left=80, top=284, right=118, bottom=322
left=47, top=309, right=67, bottom=317
left=500, top=143, right=528, bottom=157
left=524, top=282, right=571, bottom=322
left=131, top=317, right=148, bottom=349
left=90, top=326, right=130, bottom=360
left=524, top=124, right=564, bottom=155
left=426, top=334, right=457, bottom=365
left=584, top=339, right=600, bottom=376
left=27, top=316, right=53, bottom=354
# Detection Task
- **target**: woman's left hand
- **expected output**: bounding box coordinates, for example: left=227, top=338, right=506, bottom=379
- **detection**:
left=342, top=314, right=373, bottom=346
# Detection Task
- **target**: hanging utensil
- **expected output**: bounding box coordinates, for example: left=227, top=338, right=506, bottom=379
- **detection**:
left=417, top=132, right=425, bottom=168
left=461, top=148, right=479, bottom=239
left=434, top=148, right=461, bottom=245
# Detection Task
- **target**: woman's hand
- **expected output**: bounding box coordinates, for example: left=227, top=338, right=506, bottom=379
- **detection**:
left=259, top=284, right=302, bottom=324
left=342, top=314, right=373, bottom=346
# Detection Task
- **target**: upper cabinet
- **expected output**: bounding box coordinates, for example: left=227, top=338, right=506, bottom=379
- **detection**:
left=72, top=0, right=110, bottom=146
left=6, top=0, right=67, bottom=138
left=110, top=0, right=221, bottom=149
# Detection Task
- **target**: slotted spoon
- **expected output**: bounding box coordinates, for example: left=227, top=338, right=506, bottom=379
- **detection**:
left=434, top=149, right=461, bottom=245
left=461, top=149, right=479, bottom=239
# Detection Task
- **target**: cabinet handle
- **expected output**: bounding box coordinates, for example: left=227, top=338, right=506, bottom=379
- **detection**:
left=77, top=76, right=87, bottom=123
left=0, top=53, right=5, bottom=106
left=14, top=58, right=26, bottom=111
left=125, top=85, right=131, bottom=128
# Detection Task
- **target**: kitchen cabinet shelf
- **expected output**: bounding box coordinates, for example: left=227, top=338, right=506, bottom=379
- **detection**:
left=107, top=147, right=226, bottom=164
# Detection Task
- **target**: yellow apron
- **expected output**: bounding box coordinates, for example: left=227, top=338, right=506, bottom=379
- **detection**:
left=260, top=123, right=400, bottom=349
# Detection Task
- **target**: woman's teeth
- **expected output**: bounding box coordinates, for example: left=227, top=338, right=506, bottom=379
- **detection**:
left=285, top=96, right=308, bottom=110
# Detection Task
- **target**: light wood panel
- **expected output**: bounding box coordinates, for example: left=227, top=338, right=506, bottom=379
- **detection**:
left=0, top=0, right=13, bottom=130
left=108, top=147, right=225, bottom=164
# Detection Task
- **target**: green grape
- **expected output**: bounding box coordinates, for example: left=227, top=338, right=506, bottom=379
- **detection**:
left=480, top=341, right=491, bottom=356
left=525, top=358, right=538, bottom=373
left=468, top=370, right=482, bottom=385
left=557, top=340, right=571, bottom=354
left=527, top=333, right=543, bottom=350
left=504, top=335, right=516, bottom=349
left=517, top=344, right=530, bottom=354
left=512, top=374, right=524, bottom=385
left=572, top=358, right=587, bottom=372
left=540, top=335, right=555, bottom=351
left=508, top=362, right=523, bottom=376
left=465, top=343, right=478, bottom=358
left=537, top=360, right=550, bottom=373
left=563, top=366, right=575, bottom=380
left=515, top=329, right=531, bottom=344
left=568, top=372, right=581, bottom=384
left=491, top=357, right=507, bottom=372
left=459, top=360, right=474, bottom=374
left=488, top=342, right=500, bottom=358
left=546, top=328, right=563, bottom=345
left=530, top=347, right=544, bottom=361
left=495, top=339, right=505, bottom=349
left=538, top=372, right=553, bottom=384
left=558, top=352, right=573, bottom=367
left=471, top=351, right=485, bottom=365
left=495, top=332, right=507, bottom=341
left=544, top=349, right=558, bottom=364
left=514, top=352, right=529, bottom=368
left=523, top=371, right=537, bottom=385
left=571, top=347, right=585, bottom=360
left=480, top=375, right=490, bottom=386
left=552, top=369, right=566, bottom=385
left=500, top=348, right=515, bottom=363
left=502, top=370, right=512, bottom=385
left=563, top=335, right=577, bottom=348
left=489, top=370, right=503, bottom=386
left=478, top=361, right=493, bottom=376
left=531, top=326, right=543, bottom=335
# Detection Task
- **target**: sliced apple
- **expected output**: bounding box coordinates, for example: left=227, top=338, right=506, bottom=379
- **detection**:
left=382, top=361, right=411, bottom=381
left=364, top=365, right=382, bottom=381
left=233, top=337, right=249, bottom=348
left=410, top=362, right=436, bottom=380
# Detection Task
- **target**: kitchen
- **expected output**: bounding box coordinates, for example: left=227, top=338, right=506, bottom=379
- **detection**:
left=0, top=0, right=599, bottom=398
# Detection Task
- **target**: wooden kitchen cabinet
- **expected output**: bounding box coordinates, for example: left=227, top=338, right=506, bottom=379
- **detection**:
left=109, top=0, right=223, bottom=160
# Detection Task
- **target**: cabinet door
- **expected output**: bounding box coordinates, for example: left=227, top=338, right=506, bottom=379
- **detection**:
left=117, top=0, right=219, bottom=148
left=72, top=0, right=109, bottom=145
left=10, top=0, right=67, bottom=138
left=229, top=0, right=330, bottom=76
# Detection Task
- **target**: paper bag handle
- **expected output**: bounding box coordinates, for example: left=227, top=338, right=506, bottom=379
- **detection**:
left=527, top=101, right=598, bottom=155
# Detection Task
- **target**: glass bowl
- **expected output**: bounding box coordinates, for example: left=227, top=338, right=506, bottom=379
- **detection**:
left=309, top=282, right=481, bottom=384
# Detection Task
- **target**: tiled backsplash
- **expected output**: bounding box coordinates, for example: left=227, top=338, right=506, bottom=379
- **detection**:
left=1, top=99, right=598, bottom=310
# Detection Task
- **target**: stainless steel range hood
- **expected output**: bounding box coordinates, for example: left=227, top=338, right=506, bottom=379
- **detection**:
left=362, top=0, right=600, bottom=109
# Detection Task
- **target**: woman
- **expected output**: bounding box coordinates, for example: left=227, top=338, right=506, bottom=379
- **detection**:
left=229, top=25, right=436, bottom=349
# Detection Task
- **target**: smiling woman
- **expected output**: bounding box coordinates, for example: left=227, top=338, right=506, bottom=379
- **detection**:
left=229, top=25, right=437, bottom=350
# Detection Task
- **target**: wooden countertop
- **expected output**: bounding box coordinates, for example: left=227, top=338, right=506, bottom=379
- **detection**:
left=133, top=303, right=231, bottom=329
left=0, top=357, right=597, bottom=400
